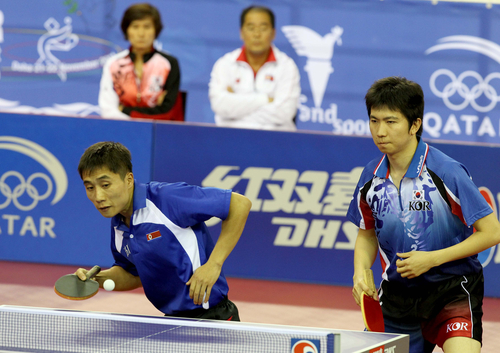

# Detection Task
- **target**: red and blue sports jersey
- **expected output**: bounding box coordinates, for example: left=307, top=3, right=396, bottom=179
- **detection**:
left=110, top=181, right=232, bottom=315
left=347, top=139, right=492, bottom=287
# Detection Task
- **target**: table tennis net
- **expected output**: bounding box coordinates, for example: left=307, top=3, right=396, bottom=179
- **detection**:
left=0, top=306, right=336, bottom=353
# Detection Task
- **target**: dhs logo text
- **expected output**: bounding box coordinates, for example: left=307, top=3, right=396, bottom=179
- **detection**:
left=291, top=339, right=320, bottom=353
left=409, top=190, right=430, bottom=212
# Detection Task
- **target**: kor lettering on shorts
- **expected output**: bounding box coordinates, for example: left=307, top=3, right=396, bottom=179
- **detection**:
left=446, top=322, right=469, bottom=333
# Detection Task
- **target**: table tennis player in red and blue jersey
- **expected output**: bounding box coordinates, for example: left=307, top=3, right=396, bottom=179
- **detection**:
left=75, top=141, right=251, bottom=321
left=347, top=77, right=500, bottom=353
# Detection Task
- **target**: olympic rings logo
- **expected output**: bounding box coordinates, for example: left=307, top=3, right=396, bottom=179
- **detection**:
left=0, top=171, right=53, bottom=211
left=430, top=69, right=500, bottom=113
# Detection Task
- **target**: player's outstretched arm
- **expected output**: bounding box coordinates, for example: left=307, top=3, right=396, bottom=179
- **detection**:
left=187, top=192, right=252, bottom=305
left=352, top=228, right=379, bottom=306
left=76, top=265, right=142, bottom=291
left=397, top=212, right=500, bottom=279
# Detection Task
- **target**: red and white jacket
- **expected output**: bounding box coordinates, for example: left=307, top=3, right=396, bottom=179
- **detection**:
left=99, top=48, right=180, bottom=120
left=209, top=45, right=300, bottom=131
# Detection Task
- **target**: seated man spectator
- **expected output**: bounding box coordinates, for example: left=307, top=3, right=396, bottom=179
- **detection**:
left=99, top=3, right=182, bottom=121
left=209, top=5, right=300, bottom=131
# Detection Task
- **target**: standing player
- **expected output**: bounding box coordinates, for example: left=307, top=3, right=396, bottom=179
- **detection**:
left=347, top=77, right=500, bottom=352
left=209, top=5, right=300, bottom=131
left=75, top=142, right=251, bottom=320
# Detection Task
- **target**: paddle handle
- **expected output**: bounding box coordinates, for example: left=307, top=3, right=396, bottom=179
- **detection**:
left=364, top=268, right=376, bottom=293
left=85, top=265, right=101, bottom=281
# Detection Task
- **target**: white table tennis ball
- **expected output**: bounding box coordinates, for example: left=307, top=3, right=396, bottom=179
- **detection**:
left=103, top=279, right=115, bottom=291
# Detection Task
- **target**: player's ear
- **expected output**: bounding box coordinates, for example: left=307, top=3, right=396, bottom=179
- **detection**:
left=411, top=118, right=422, bottom=136
left=125, top=172, right=134, bottom=187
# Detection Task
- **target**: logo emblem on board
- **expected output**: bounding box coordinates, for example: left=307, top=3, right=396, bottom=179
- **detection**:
left=282, top=25, right=343, bottom=108
left=291, top=339, right=320, bottom=353
left=0, top=136, right=67, bottom=211
left=424, top=36, right=500, bottom=141
left=36, top=17, right=79, bottom=81
left=426, top=36, right=500, bottom=113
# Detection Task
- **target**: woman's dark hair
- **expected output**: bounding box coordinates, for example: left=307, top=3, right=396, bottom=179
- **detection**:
left=121, top=3, right=163, bottom=39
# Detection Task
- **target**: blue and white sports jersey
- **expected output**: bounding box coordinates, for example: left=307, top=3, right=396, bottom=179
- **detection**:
left=110, top=181, right=232, bottom=315
left=347, top=139, right=491, bottom=287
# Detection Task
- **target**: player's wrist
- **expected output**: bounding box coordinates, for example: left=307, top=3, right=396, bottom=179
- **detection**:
left=429, top=249, right=444, bottom=268
left=206, top=256, right=224, bottom=269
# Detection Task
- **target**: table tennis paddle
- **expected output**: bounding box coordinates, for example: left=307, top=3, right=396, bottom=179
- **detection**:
left=361, top=268, right=385, bottom=332
left=54, top=265, right=101, bottom=300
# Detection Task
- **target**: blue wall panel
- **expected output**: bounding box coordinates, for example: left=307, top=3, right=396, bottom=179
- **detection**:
left=0, top=113, right=153, bottom=267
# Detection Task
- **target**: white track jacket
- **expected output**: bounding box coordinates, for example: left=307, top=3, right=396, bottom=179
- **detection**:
left=209, top=46, right=300, bottom=131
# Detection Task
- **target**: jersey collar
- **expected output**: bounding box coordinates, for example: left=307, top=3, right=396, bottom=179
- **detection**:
left=112, top=181, right=147, bottom=227
left=373, top=138, right=429, bottom=179
left=129, top=46, right=156, bottom=63
left=132, top=180, right=147, bottom=211
left=112, top=181, right=146, bottom=230
left=236, top=45, right=277, bottom=63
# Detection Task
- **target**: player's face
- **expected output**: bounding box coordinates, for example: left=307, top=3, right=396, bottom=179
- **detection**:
left=82, top=167, right=134, bottom=219
left=369, top=106, right=421, bottom=157
left=127, top=17, right=156, bottom=53
left=240, top=10, right=275, bottom=56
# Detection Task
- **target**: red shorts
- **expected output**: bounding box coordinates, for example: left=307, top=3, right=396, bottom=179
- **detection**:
left=380, top=270, right=483, bottom=351
left=422, top=295, right=478, bottom=347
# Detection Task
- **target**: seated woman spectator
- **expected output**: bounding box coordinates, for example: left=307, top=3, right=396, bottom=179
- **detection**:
left=99, top=3, right=183, bottom=121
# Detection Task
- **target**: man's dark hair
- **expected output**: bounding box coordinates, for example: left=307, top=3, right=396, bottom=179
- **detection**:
left=365, top=76, right=424, bottom=136
left=121, top=3, right=163, bottom=39
left=78, top=142, right=133, bottom=180
left=240, top=5, right=275, bottom=29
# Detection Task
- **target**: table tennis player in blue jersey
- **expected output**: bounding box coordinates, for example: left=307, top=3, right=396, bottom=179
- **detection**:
left=347, top=77, right=500, bottom=353
left=75, top=141, right=251, bottom=320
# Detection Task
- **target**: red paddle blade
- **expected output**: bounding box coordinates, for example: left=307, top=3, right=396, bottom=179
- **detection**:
left=361, top=292, right=385, bottom=332
left=54, top=265, right=101, bottom=300
left=54, top=280, right=98, bottom=300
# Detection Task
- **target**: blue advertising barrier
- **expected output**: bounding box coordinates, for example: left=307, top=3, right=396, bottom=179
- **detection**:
left=1, top=1, right=500, bottom=143
left=2, top=113, right=500, bottom=297
left=152, top=124, right=380, bottom=286
left=0, top=113, right=153, bottom=267
left=152, top=123, right=500, bottom=297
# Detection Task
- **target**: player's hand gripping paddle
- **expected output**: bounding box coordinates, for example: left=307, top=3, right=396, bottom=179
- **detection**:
left=54, top=265, right=101, bottom=300
left=361, top=268, right=385, bottom=332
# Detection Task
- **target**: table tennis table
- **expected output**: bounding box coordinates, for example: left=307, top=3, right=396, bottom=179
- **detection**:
left=0, top=305, right=408, bottom=353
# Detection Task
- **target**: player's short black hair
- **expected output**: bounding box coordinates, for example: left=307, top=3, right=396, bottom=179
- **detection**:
left=365, top=76, right=424, bottom=136
left=78, top=142, right=133, bottom=180
left=240, top=5, right=275, bottom=29
left=121, top=3, right=163, bottom=40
